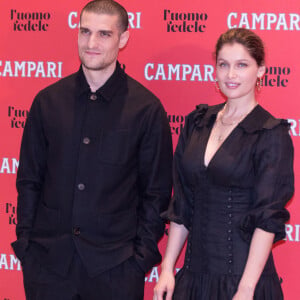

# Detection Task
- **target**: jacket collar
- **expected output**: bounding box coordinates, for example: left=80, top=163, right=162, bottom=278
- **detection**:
left=75, top=61, right=127, bottom=102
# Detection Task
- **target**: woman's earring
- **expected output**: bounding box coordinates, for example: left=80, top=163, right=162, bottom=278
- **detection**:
left=215, top=79, right=220, bottom=91
left=256, top=77, right=263, bottom=91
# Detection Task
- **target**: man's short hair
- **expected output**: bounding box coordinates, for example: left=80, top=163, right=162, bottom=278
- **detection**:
left=80, top=0, right=129, bottom=33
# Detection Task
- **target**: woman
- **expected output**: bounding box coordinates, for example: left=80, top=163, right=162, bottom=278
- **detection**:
left=154, top=28, right=294, bottom=300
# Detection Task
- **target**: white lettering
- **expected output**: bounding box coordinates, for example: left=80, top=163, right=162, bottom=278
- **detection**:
left=203, top=64, right=214, bottom=81
left=155, top=64, right=167, bottom=80
left=288, top=119, right=300, bottom=136
left=239, top=13, right=250, bottom=28
left=168, top=64, right=180, bottom=81
left=146, top=267, right=159, bottom=282
left=47, top=61, right=56, bottom=78
left=0, top=254, right=21, bottom=271
left=190, top=65, right=202, bottom=81
left=0, top=60, right=63, bottom=78
left=0, top=254, right=8, bottom=270
left=14, top=61, right=26, bottom=77
left=285, top=224, right=300, bottom=242
left=266, top=13, right=277, bottom=30
left=182, top=64, right=192, bottom=81
left=144, top=63, right=154, bottom=80
left=145, top=63, right=215, bottom=82
left=27, top=61, right=36, bottom=77
left=276, top=13, right=288, bottom=30
left=227, top=12, right=237, bottom=28
left=252, top=13, right=265, bottom=30
left=128, top=12, right=142, bottom=29
left=227, top=12, right=300, bottom=30
left=68, top=11, right=141, bottom=29
left=10, top=254, right=21, bottom=271
left=68, top=12, right=78, bottom=29
left=0, top=158, right=19, bottom=174
left=290, top=13, right=300, bottom=30
left=35, top=61, right=46, bottom=77
left=3, top=61, right=13, bottom=77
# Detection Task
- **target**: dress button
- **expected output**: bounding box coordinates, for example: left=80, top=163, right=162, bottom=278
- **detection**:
left=228, top=213, right=232, bottom=218
left=227, top=205, right=232, bottom=209
left=228, top=269, right=232, bottom=274
left=83, top=137, right=90, bottom=144
left=228, top=260, right=233, bottom=264
left=228, top=220, right=232, bottom=225
left=227, top=237, right=232, bottom=241
left=228, top=253, right=233, bottom=257
left=73, top=227, right=80, bottom=236
left=228, top=197, right=232, bottom=201
left=228, top=229, right=232, bottom=233
left=78, top=183, right=85, bottom=191
left=90, top=94, right=97, bottom=101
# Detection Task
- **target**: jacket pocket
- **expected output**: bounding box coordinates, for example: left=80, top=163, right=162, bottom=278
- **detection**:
left=97, top=208, right=137, bottom=244
left=34, top=202, right=60, bottom=231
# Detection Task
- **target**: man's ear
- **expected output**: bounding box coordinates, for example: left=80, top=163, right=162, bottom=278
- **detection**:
left=119, top=30, right=130, bottom=49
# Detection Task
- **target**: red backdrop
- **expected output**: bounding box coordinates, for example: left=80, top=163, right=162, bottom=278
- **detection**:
left=0, top=1, right=299, bottom=299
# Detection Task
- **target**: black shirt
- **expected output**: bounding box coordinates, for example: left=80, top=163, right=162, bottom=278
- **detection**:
left=12, top=62, right=173, bottom=276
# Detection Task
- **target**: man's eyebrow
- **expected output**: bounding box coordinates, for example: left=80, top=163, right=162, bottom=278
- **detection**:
left=98, top=29, right=113, bottom=34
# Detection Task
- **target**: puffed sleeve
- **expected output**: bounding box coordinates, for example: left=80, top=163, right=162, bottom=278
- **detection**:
left=239, top=121, right=294, bottom=243
left=162, top=104, right=208, bottom=230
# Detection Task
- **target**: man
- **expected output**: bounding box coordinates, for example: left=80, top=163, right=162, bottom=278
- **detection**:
left=11, top=1, right=173, bottom=299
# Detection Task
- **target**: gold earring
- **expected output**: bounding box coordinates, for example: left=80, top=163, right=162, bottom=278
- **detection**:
left=215, top=79, right=220, bottom=90
left=256, top=77, right=263, bottom=91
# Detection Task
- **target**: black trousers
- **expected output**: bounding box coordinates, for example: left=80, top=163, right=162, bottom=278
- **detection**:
left=22, top=252, right=145, bottom=300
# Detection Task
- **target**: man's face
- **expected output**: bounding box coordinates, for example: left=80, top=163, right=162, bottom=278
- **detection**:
left=78, top=11, right=128, bottom=73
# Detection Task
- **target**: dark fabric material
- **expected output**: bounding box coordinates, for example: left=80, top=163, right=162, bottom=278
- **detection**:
left=164, top=103, right=294, bottom=299
left=12, top=62, right=173, bottom=277
left=23, top=252, right=145, bottom=300
left=173, top=268, right=283, bottom=300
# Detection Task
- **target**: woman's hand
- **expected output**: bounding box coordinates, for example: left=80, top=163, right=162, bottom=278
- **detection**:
left=232, top=285, right=254, bottom=300
left=153, top=270, right=175, bottom=300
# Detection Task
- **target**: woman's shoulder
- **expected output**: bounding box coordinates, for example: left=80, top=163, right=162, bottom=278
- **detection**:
left=239, top=104, right=290, bottom=134
left=185, top=103, right=224, bottom=128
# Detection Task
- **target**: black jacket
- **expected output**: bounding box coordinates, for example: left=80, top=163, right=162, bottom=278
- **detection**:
left=12, top=63, right=173, bottom=277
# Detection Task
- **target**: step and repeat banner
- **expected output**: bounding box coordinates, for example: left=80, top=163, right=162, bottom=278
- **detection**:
left=0, top=0, right=299, bottom=299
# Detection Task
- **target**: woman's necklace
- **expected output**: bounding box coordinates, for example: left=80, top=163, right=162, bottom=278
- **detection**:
left=219, top=113, right=246, bottom=126
left=216, top=104, right=254, bottom=142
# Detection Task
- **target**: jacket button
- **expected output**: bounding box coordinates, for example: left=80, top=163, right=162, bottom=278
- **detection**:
left=73, top=227, right=80, bottom=236
left=90, top=94, right=97, bottom=101
left=83, top=137, right=90, bottom=144
left=78, top=183, right=85, bottom=191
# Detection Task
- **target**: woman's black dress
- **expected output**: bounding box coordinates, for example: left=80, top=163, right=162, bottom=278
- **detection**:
left=164, top=103, right=294, bottom=299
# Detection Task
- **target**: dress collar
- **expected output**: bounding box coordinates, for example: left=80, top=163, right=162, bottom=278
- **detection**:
left=193, top=103, right=284, bottom=133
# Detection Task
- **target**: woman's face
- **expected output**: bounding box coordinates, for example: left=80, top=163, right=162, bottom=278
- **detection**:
left=216, top=42, right=265, bottom=102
